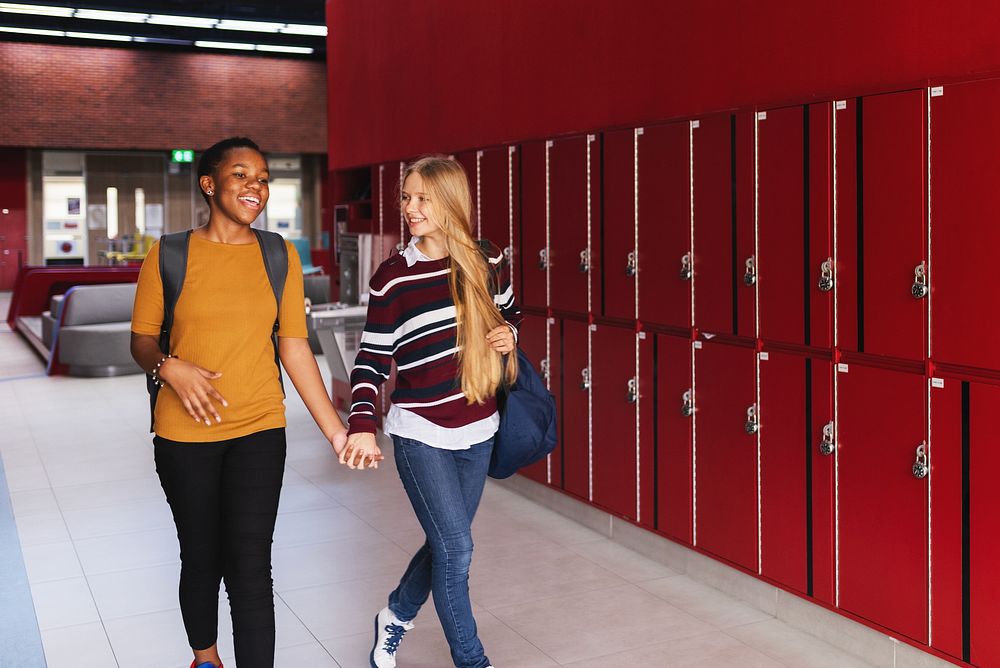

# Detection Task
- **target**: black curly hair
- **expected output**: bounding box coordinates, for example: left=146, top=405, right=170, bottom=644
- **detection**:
left=196, top=137, right=264, bottom=205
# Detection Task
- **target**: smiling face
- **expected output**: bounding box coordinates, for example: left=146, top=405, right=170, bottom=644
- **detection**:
left=200, top=147, right=269, bottom=227
left=401, top=171, right=441, bottom=239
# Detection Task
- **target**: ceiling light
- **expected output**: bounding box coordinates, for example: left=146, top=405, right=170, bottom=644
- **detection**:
left=66, top=31, right=132, bottom=42
left=194, top=40, right=254, bottom=51
left=133, top=36, right=190, bottom=46
left=74, top=9, right=149, bottom=23
left=0, top=24, right=63, bottom=35
left=216, top=19, right=284, bottom=33
left=148, top=14, right=217, bottom=29
left=256, top=44, right=313, bottom=54
left=281, top=23, right=327, bottom=36
left=0, top=3, right=73, bottom=17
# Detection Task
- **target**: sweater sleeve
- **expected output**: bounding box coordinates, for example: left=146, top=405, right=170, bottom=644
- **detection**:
left=347, top=263, right=398, bottom=436
left=488, top=241, right=521, bottom=341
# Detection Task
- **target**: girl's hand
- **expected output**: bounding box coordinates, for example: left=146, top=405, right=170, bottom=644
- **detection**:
left=340, top=432, right=383, bottom=470
left=327, top=427, right=348, bottom=457
left=486, top=325, right=515, bottom=354
left=157, top=358, right=228, bottom=426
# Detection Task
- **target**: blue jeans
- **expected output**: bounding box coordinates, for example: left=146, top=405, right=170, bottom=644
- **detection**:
left=388, top=435, right=493, bottom=668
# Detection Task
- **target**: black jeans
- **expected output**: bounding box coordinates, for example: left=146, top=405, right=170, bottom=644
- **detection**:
left=154, top=427, right=286, bottom=668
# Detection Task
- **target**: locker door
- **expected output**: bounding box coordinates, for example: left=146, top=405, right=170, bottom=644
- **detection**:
left=591, top=325, right=639, bottom=520
left=692, top=114, right=734, bottom=335
left=969, top=382, right=1000, bottom=665
left=810, top=359, right=836, bottom=605
left=840, top=91, right=927, bottom=360
left=637, top=331, right=655, bottom=528
left=478, top=146, right=517, bottom=251
left=602, top=129, right=637, bottom=321
left=561, top=319, right=590, bottom=499
left=931, top=79, right=1000, bottom=372
left=0, top=149, right=27, bottom=290
left=756, top=106, right=806, bottom=346
left=656, top=334, right=693, bottom=544
left=833, top=99, right=859, bottom=352
left=838, top=364, right=927, bottom=642
left=550, top=135, right=599, bottom=315
left=639, top=122, right=692, bottom=330
left=808, top=103, right=834, bottom=349
left=519, top=141, right=548, bottom=309
left=694, top=341, right=758, bottom=570
left=455, top=150, right=478, bottom=209
left=735, top=112, right=758, bottom=338
left=517, top=315, right=558, bottom=486
left=758, top=351, right=808, bottom=593
left=378, top=161, right=403, bottom=261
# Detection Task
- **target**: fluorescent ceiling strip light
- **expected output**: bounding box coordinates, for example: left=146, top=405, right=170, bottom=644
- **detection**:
left=256, top=44, right=313, bottom=54
left=133, top=36, right=190, bottom=46
left=216, top=19, right=283, bottom=33
left=195, top=40, right=254, bottom=51
left=148, top=14, right=217, bottom=28
left=0, top=24, right=62, bottom=35
left=66, top=30, right=132, bottom=42
left=0, top=3, right=72, bottom=16
left=74, top=9, right=149, bottom=23
left=281, top=23, right=327, bottom=36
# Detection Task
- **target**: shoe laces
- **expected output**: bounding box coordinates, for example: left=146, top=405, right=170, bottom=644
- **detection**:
left=382, top=622, right=409, bottom=655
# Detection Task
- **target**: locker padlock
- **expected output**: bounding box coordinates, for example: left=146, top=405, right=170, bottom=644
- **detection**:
left=579, top=248, right=590, bottom=273
left=540, top=358, right=551, bottom=383
left=912, top=443, right=929, bottom=479
left=681, top=389, right=693, bottom=417
left=743, top=256, right=757, bottom=286
left=504, top=245, right=512, bottom=262
left=744, top=404, right=759, bottom=435
left=819, top=422, right=835, bottom=455
left=911, top=262, right=928, bottom=299
left=580, top=368, right=591, bottom=390
left=818, top=258, right=834, bottom=292
left=626, top=251, right=638, bottom=277
left=538, top=248, right=549, bottom=270
left=395, top=241, right=405, bottom=253
left=680, top=252, right=693, bottom=281
left=626, top=378, right=638, bottom=404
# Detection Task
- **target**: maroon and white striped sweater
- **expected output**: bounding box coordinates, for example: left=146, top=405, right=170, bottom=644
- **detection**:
left=347, top=240, right=521, bottom=437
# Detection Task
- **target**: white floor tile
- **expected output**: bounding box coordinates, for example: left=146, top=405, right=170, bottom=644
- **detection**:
left=21, top=541, right=84, bottom=583
left=30, top=577, right=100, bottom=630
left=14, top=509, right=72, bottom=546
left=103, top=608, right=193, bottom=668
left=62, top=499, right=174, bottom=540
left=88, top=562, right=181, bottom=620
left=74, top=526, right=180, bottom=575
left=41, top=622, right=117, bottom=668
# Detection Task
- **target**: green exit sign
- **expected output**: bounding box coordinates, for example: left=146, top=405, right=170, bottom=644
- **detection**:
left=171, top=149, right=194, bottom=163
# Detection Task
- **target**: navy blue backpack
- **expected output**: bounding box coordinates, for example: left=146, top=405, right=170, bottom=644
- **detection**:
left=488, top=347, right=558, bottom=479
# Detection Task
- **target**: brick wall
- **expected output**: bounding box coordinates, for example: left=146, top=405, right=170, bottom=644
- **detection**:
left=0, top=42, right=326, bottom=154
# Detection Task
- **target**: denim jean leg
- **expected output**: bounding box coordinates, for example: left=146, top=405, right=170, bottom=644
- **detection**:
left=389, top=436, right=493, bottom=668
left=387, top=541, right=432, bottom=622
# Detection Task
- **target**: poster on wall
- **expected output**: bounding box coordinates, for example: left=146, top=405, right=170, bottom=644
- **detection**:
left=87, top=204, right=106, bottom=230
left=67, top=198, right=81, bottom=216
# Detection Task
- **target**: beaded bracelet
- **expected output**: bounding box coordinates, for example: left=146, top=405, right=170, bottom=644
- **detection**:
left=151, top=354, right=176, bottom=388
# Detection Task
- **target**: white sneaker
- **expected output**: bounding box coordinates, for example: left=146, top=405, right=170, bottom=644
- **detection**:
left=370, top=607, right=414, bottom=668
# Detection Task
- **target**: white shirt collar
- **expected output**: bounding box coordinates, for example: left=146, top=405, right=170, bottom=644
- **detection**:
left=402, top=236, right=434, bottom=267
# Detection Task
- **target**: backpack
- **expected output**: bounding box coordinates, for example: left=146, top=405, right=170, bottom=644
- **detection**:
left=146, top=228, right=288, bottom=432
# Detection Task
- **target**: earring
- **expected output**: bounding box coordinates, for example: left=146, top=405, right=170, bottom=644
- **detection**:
left=207, top=190, right=214, bottom=196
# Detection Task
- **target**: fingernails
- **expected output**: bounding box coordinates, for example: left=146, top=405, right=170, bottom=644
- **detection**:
left=215, top=416, right=222, bottom=423
left=222, top=400, right=229, bottom=407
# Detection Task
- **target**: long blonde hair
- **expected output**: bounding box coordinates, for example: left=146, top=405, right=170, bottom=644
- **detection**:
left=403, top=156, right=517, bottom=404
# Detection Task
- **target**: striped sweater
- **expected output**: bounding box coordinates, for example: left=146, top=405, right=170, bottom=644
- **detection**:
left=347, top=240, right=521, bottom=437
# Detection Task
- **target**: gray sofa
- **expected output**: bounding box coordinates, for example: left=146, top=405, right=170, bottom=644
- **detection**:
left=55, top=283, right=142, bottom=377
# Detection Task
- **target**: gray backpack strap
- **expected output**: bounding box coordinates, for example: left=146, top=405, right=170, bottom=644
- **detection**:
left=148, top=230, right=192, bottom=431
left=253, top=229, right=289, bottom=393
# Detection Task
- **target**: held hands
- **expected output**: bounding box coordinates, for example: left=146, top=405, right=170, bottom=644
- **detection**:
left=157, top=357, right=228, bottom=426
left=339, top=432, right=383, bottom=470
left=487, top=325, right=515, bottom=354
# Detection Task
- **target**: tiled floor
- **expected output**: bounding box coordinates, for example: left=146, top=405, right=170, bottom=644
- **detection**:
left=0, top=297, right=876, bottom=667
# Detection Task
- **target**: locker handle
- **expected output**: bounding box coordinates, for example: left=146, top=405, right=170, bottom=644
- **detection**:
left=818, top=258, right=834, bottom=293
left=503, top=245, right=512, bottom=262
left=625, top=251, right=637, bottom=277
left=818, top=422, right=835, bottom=455
left=539, top=358, right=551, bottom=383
left=580, top=368, right=591, bottom=390
left=743, top=256, right=757, bottom=286
left=680, top=252, right=693, bottom=281
left=626, top=378, right=638, bottom=404
left=681, top=389, right=693, bottom=417
left=912, top=443, right=929, bottom=479
left=538, top=248, right=549, bottom=270
left=579, top=248, right=590, bottom=273
left=911, top=262, right=928, bottom=299
left=744, top=404, right=759, bottom=435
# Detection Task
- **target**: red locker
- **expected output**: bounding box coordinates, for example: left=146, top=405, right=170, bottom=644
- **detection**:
left=519, top=141, right=548, bottom=310
left=930, top=79, right=1000, bottom=372
left=517, top=314, right=558, bottom=486
left=808, top=103, right=835, bottom=349
left=637, top=331, right=656, bottom=528
left=656, top=334, right=693, bottom=544
left=639, top=122, right=692, bottom=330
left=758, top=351, right=808, bottom=593
left=455, top=150, right=478, bottom=209
left=0, top=149, right=27, bottom=290
left=561, top=319, right=590, bottom=500
left=694, top=340, right=758, bottom=571
left=756, top=106, right=806, bottom=346
left=837, top=363, right=927, bottom=643
left=833, top=99, right=859, bottom=352
left=550, top=135, right=600, bottom=315
left=837, top=91, right=927, bottom=361
left=692, top=114, right=734, bottom=335
left=378, top=161, right=404, bottom=260
left=735, top=112, right=758, bottom=338
left=810, top=360, right=836, bottom=606
left=591, top=325, right=645, bottom=522
left=969, top=382, right=1000, bottom=665
left=602, top=128, right=637, bottom=322
left=478, top=146, right=517, bottom=251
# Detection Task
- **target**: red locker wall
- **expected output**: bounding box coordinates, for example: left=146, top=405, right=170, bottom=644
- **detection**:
left=969, top=382, right=1000, bottom=666
left=601, top=129, right=636, bottom=322
left=517, top=315, right=555, bottom=485
left=561, top=320, right=590, bottom=501
left=656, top=334, right=693, bottom=544
left=519, top=141, right=548, bottom=310
left=0, top=149, right=27, bottom=291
